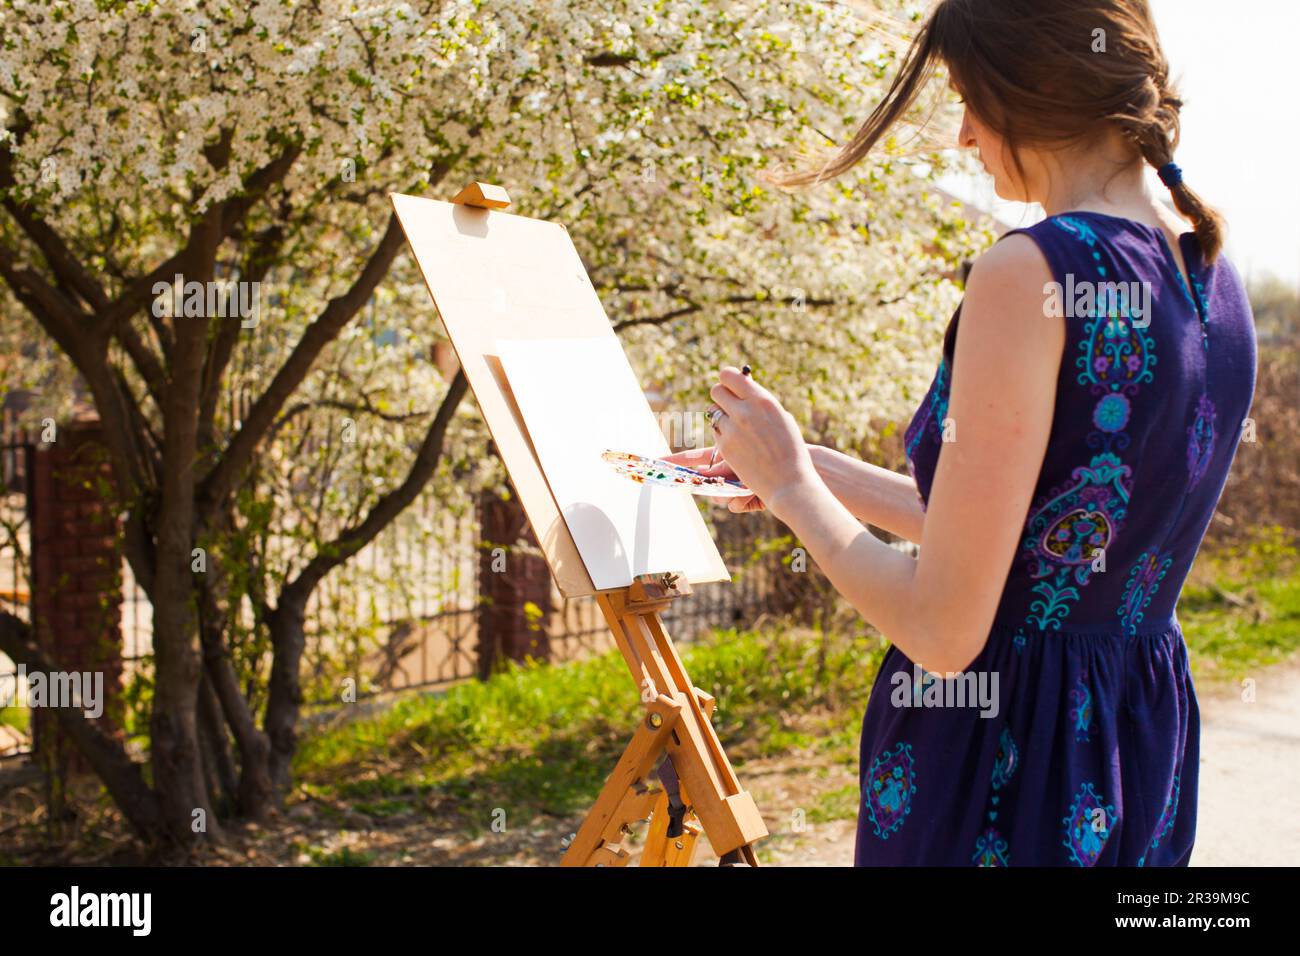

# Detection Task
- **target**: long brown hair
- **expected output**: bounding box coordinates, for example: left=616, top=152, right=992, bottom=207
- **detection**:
left=771, top=0, right=1225, bottom=261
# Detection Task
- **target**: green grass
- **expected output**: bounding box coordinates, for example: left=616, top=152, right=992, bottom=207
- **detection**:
left=293, top=528, right=1298, bottom=844
left=294, top=622, right=887, bottom=834
left=1179, top=572, right=1300, bottom=681
left=0, top=704, right=29, bottom=734
left=302, top=844, right=376, bottom=867
left=1179, top=525, right=1300, bottom=682
left=807, top=783, right=860, bottom=824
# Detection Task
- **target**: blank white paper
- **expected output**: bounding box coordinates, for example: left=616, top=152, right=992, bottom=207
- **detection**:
left=494, top=336, right=728, bottom=591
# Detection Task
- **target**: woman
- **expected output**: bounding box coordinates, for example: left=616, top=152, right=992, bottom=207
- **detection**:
left=670, top=0, right=1257, bottom=866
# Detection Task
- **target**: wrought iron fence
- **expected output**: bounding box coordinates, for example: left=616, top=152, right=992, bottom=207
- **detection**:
left=0, top=408, right=793, bottom=752
left=295, top=499, right=791, bottom=706
left=0, top=413, right=33, bottom=759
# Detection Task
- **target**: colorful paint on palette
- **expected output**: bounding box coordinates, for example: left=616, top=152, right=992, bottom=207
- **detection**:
left=601, top=450, right=752, bottom=498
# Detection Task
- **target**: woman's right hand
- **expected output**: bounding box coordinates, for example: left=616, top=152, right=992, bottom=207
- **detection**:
left=661, top=446, right=766, bottom=514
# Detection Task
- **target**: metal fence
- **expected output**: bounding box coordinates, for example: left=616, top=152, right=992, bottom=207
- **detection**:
left=0, top=419, right=790, bottom=755
left=0, top=415, right=33, bottom=759
left=296, top=497, right=789, bottom=706
left=300, top=494, right=483, bottom=702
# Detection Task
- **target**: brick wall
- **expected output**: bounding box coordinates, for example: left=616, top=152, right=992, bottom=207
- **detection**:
left=30, top=417, right=124, bottom=771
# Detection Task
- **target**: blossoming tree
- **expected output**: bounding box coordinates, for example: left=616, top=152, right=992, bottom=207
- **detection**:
left=0, top=0, right=988, bottom=847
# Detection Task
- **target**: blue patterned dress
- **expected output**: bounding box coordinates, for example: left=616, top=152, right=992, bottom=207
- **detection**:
left=855, top=211, right=1257, bottom=866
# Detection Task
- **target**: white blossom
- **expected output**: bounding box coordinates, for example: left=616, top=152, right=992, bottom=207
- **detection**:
left=1, top=0, right=990, bottom=600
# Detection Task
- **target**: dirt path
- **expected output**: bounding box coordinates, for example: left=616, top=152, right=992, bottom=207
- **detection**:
left=1188, top=661, right=1300, bottom=866
left=762, top=660, right=1300, bottom=867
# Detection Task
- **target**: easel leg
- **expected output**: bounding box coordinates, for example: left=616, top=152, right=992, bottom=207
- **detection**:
left=564, top=592, right=766, bottom=866
left=641, top=788, right=702, bottom=867
left=560, top=693, right=682, bottom=867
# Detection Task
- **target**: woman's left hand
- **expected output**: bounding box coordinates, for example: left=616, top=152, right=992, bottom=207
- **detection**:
left=709, top=366, right=818, bottom=507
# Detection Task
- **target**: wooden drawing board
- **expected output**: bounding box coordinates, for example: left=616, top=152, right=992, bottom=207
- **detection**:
left=495, top=336, right=728, bottom=591
left=390, top=192, right=729, bottom=598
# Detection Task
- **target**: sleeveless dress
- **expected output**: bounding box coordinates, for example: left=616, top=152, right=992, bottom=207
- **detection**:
left=854, top=211, right=1257, bottom=866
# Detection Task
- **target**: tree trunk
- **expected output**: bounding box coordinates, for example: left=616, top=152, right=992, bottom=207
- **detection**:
left=264, top=592, right=308, bottom=798
left=196, top=573, right=274, bottom=819
left=197, top=670, right=238, bottom=818
left=147, top=259, right=219, bottom=846
left=148, top=595, right=216, bottom=845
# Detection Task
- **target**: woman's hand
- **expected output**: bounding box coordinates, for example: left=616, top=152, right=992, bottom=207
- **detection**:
left=660, top=446, right=766, bottom=513
left=706, top=366, right=819, bottom=515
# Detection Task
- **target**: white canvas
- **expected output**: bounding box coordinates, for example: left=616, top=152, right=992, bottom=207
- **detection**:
left=494, top=336, right=728, bottom=591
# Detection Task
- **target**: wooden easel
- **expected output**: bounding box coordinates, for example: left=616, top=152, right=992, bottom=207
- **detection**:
left=393, top=182, right=767, bottom=867
left=562, top=572, right=766, bottom=866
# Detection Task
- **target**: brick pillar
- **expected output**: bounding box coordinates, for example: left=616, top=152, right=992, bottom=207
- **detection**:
left=30, top=416, right=124, bottom=780
left=477, top=483, right=552, bottom=679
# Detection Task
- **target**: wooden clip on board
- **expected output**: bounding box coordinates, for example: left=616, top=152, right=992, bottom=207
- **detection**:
left=391, top=183, right=766, bottom=867
left=450, top=180, right=512, bottom=209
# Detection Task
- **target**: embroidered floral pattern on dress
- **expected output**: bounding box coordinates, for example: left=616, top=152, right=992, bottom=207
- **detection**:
left=1062, top=781, right=1117, bottom=866
left=972, top=728, right=1020, bottom=866
left=1051, top=216, right=1108, bottom=277
left=904, top=357, right=950, bottom=462
left=1022, top=454, right=1132, bottom=629
left=991, top=727, right=1018, bottom=790
left=1092, top=392, right=1131, bottom=433
left=1009, top=218, right=1152, bottom=633
left=973, top=827, right=1010, bottom=867
left=1187, top=394, right=1216, bottom=489
left=1136, top=774, right=1183, bottom=867
left=863, top=742, right=917, bottom=840
left=1069, top=676, right=1093, bottom=744
left=1071, top=262, right=1157, bottom=456
left=1118, top=549, right=1174, bottom=635
left=1150, top=775, right=1181, bottom=851
left=1192, top=274, right=1211, bottom=349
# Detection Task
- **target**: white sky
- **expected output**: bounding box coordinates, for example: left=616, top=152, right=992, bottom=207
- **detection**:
left=937, top=0, right=1299, bottom=286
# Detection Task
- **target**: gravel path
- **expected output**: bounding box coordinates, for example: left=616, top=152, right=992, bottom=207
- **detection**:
left=1189, top=660, right=1300, bottom=866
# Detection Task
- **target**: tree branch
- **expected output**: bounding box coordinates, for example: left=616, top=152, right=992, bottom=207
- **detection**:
left=196, top=211, right=408, bottom=516
left=0, top=151, right=109, bottom=312
left=97, top=140, right=302, bottom=331
left=0, top=611, right=163, bottom=839
left=611, top=291, right=841, bottom=331
left=279, top=370, right=468, bottom=605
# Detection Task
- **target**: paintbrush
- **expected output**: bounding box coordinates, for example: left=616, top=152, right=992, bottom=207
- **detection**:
left=706, top=364, right=751, bottom=471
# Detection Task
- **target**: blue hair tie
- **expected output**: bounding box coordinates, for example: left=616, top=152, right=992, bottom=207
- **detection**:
left=1157, top=162, right=1183, bottom=189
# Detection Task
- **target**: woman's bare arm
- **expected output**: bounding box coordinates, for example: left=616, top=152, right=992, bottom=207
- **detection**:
left=664, top=444, right=925, bottom=543
left=809, top=445, right=926, bottom=545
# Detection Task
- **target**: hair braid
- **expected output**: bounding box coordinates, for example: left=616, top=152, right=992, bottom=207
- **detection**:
left=1114, top=70, right=1223, bottom=261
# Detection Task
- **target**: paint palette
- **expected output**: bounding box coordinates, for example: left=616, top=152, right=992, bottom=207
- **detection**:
left=601, top=450, right=753, bottom=498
